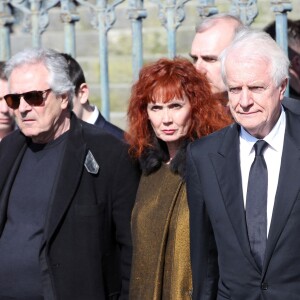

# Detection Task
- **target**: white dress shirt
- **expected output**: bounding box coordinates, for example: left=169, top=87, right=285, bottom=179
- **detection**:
left=86, top=105, right=100, bottom=125
left=239, top=107, right=286, bottom=235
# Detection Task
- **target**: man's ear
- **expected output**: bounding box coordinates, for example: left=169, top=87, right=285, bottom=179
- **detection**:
left=77, top=83, right=90, bottom=105
left=279, top=78, right=288, bottom=100
left=60, top=93, right=70, bottom=110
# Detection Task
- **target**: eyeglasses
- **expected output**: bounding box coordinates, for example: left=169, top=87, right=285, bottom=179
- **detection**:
left=4, top=88, right=52, bottom=109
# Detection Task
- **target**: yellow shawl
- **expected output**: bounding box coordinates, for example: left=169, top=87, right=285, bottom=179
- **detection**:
left=130, top=164, right=192, bottom=299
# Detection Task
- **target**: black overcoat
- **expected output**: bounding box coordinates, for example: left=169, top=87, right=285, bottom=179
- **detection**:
left=0, top=113, right=140, bottom=300
left=187, top=107, right=300, bottom=300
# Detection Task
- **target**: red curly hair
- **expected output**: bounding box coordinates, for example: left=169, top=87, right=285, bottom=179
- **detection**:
left=125, top=57, right=232, bottom=158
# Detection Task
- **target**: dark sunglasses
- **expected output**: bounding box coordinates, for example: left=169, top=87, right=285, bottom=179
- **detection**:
left=4, top=88, right=52, bottom=109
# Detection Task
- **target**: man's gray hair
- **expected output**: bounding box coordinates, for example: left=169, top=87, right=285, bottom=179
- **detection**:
left=220, top=28, right=290, bottom=88
left=195, top=13, right=245, bottom=33
left=5, top=47, right=75, bottom=109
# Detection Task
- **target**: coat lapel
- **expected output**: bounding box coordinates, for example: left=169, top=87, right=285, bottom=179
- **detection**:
left=0, top=116, right=88, bottom=242
left=94, top=112, right=106, bottom=129
left=211, top=124, right=259, bottom=271
left=44, top=116, right=87, bottom=241
left=263, top=110, right=300, bottom=273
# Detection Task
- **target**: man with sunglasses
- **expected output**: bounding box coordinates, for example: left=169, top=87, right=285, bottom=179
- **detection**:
left=0, top=48, right=140, bottom=299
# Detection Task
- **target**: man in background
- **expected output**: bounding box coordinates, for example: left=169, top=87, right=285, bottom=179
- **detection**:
left=187, top=28, right=300, bottom=300
left=264, top=19, right=300, bottom=100
left=190, top=13, right=245, bottom=104
left=0, top=47, right=139, bottom=299
left=0, top=62, right=15, bottom=140
left=61, top=53, right=124, bottom=140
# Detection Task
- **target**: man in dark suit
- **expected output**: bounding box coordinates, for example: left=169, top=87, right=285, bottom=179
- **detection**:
left=187, top=28, right=300, bottom=299
left=0, top=48, right=140, bottom=299
left=61, top=53, right=124, bottom=140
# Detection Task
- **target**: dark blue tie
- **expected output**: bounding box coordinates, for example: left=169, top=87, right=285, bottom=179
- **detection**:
left=246, top=140, right=268, bottom=270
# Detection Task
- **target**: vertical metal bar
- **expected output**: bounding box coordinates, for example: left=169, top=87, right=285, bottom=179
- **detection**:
left=275, top=14, right=289, bottom=96
left=271, top=0, right=293, bottom=53
left=97, top=0, right=110, bottom=120
left=229, top=0, right=258, bottom=25
left=166, top=0, right=176, bottom=58
left=60, top=0, right=80, bottom=57
left=64, top=22, right=76, bottom=57
left=127, top=0, right=147, bottom=81
left=152, top=0, right=190, bottom=59
left=30, top=0, right=42, bottom=47
left=0, top=2, right=13, bottom=60
left=9, top=0, right=56, bottom=51
left=237, top=1, right=248, bottom=24
left=0, top=26, right=11, bottom=60
left=271, top=0, right=293, bottom=96
left=76, top=0, right=124, bottom=120
left=275, top=13, right=288, bottom=53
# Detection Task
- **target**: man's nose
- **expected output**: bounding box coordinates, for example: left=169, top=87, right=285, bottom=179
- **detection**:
left=18, top=97, right=31, bottom=112
left=239, top=88, right=254, bottom=108
left=194, top=59, right=207, bottom=75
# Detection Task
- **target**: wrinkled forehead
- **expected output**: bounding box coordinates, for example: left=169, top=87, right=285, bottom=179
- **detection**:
left=225, top=45, right=271, bottom=68
left=193, top=23, right=239, bottom=57
left=225, top=55, right=273, bottom=87
left=9, top=63, right=50, bottom=93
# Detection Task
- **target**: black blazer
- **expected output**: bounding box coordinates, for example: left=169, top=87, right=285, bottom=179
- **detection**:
left=187, top=108, right=300, bottom=300
left=94, top=112, right=124, bottom=141
left=282, top=96, right=300, bottom=114
left=0, top=114, right=140, bottom=300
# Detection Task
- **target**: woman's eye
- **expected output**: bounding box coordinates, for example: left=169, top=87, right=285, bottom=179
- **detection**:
left=150, top=105, right=161, bottom=111
left=169, top=103, right=182, bottom=109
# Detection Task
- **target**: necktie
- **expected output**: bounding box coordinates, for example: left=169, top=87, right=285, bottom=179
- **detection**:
left=246, top=140, right=268, bottom=270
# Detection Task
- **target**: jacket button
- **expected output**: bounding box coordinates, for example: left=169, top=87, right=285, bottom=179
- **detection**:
left=261, top=282, right=268, bottom=290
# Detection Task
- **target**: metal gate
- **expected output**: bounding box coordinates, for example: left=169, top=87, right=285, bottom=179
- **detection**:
left=0, top=0, right=296, bottom=121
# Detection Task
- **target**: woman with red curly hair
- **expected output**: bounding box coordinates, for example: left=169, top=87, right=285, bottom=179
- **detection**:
left=126, top=57, right=231, bottom=299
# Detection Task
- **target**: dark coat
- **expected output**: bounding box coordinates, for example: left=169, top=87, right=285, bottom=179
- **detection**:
left=94, top=112, right=124, bottom=141
left=0, top=114, right=140, bottom=300
left=187, top=108, right=300, bottom=300
left=282, top=96, right=300, bottom=114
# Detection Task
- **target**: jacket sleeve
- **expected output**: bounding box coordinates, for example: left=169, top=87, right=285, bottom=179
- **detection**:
left=109, top=145, right=140, bottom=300
left=186, top=143, right=219, bottom=300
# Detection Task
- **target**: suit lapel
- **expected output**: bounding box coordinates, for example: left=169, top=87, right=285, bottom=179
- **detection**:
left=44, top=116, right=87, bottom=241
left=263, top=110, right=300, bottom=273
left=211, top=124, right=259, bottom=271
left=94, top=112, right=106, bottom=128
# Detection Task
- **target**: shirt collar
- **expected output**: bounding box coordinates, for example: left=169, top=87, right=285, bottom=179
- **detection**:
left=86, top=105, right=100, bottom=125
